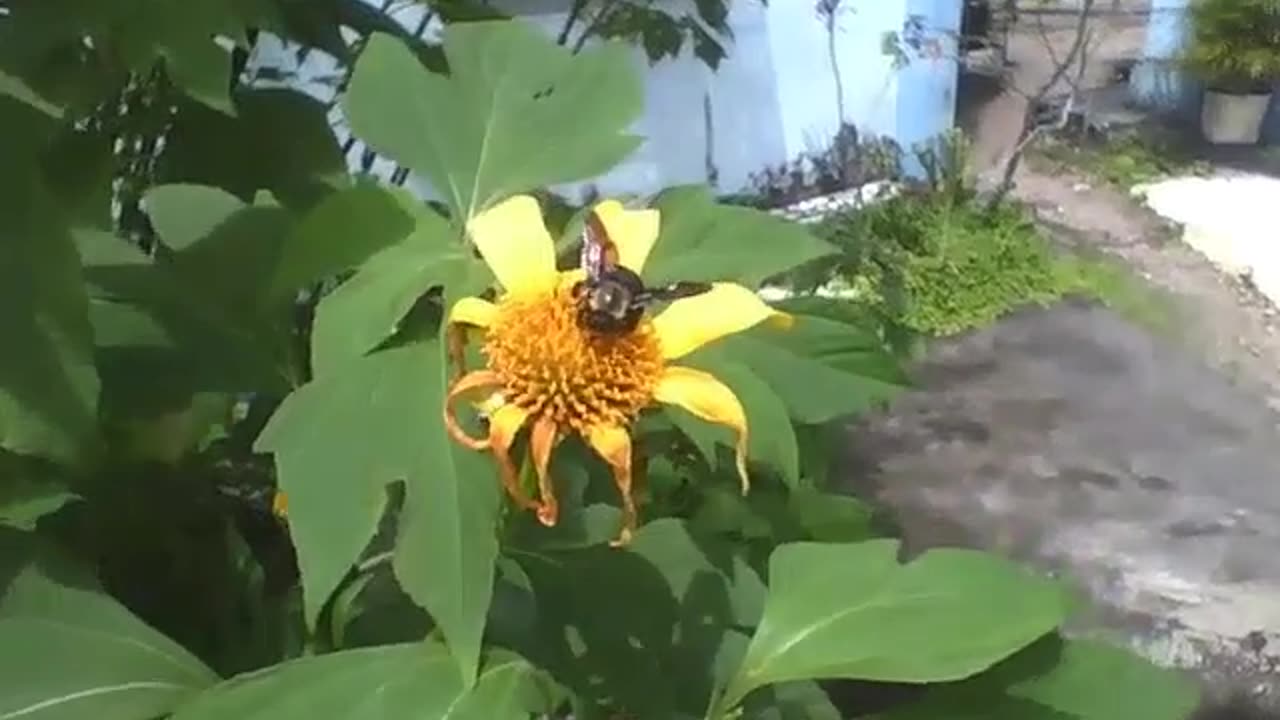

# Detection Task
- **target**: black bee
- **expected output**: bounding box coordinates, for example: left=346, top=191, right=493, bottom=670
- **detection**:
left=573, top=210, right=712, bottom=335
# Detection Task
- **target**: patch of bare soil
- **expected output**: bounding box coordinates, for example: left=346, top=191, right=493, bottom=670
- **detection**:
left=1006, top=163, right=1280, bottom=415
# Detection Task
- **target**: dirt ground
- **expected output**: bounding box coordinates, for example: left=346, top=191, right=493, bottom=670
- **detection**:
left=839, top=6, right=1280, bottom=714
left=957, top=4, right=1280, bottom=411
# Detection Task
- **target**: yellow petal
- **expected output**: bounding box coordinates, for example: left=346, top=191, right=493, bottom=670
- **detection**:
left=272, top=491, right=288, bottom=520
left=653, top=366, right=750, bottom=495
left=585, top=424, right=637, bottom=547
left=529, top=415, right=561, bottom=527
left=652, top=283, right=781, bottom=359
left=467, top=195, right=557, bottom=296
left=443, top=370, right=502, bottom=450
left=592, top=199, right=660, bottom=273
left=449, top=296, right=498, bottom=328
left=488, top=404, right=539, bottom=512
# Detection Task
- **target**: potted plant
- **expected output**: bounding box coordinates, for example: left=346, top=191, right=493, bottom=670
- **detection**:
left=1182, top=0, right=1280, bottom=145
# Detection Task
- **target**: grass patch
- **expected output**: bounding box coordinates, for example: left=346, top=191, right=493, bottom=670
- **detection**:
left=788, top=189, right=1177, bottom=341
left=1030, top=127, right=1212, bottom=190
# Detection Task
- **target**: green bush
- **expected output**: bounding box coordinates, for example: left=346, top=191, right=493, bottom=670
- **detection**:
left=1182, top=0, right=1280, bottom=94
left=807, top=190, right=1174, bottom=339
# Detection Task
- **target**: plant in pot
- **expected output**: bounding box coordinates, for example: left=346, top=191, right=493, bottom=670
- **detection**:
left=1182, top=0, right=1280, bottom=145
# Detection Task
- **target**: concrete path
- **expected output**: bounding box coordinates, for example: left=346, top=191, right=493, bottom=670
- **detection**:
left=840, top=300, right=1280, bottom=716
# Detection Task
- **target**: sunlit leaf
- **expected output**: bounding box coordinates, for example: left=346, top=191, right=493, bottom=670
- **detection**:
left=883, top=637, right=1200, bottom=720
left=701, top=313, right=906, bottom=424
left=720, top=540, right=1069, bottom=708
left=308, top=202, right=486, bottom=378
left=343, top=23, right=643, bottom=223
left=169, top=643, right=555, bottom=720
left=646, top=186, right=836, bottom=289
left=255, top=339, right=500, bottom=684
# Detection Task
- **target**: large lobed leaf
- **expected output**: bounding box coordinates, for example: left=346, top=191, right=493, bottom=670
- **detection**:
left=0, top=548, right=218, bottom=720
left=343, top=22, right=644, bottom=223
left=719, top=539, right=1071, bottom=709
left=255, top=338, right=501, bottom=686
left=168, top=643, right=556, bottom=720
left=646, top=186, right=837, bottom=290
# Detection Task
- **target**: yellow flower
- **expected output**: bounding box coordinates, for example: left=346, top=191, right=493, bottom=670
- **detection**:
left=443, top=195, right=786, bottom=546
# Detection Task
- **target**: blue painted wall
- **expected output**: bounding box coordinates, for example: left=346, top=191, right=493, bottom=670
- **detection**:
left=1129, top=0, right=1280, bottom=144
left=897, top=0, right=964, bottom=176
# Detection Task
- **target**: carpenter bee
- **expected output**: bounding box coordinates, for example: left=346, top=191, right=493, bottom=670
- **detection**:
left=573, top=211, right=712, bottom=335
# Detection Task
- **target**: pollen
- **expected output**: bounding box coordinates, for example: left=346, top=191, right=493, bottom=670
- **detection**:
left=484, top=279, right=664, bottom=433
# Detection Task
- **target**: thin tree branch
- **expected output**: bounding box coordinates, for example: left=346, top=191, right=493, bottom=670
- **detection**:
left=557, top=0, right=590, bottom=45
left=986, top=0, right=1097, bottom=210
left=572, top=0, right=623, bottom=53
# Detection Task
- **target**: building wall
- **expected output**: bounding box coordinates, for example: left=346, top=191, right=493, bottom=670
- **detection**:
left=1129, top=0, right=1280, bottom=144
left=254, top=0, right=963, bottom=200
left=897, top=0, right=964, bottom=175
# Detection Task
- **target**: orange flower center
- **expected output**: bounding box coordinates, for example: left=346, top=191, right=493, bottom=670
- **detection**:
left=484, top=278, right=664, bottom=433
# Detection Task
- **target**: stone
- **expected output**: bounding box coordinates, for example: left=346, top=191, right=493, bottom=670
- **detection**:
left=839, top=300, right=1280, bottom=716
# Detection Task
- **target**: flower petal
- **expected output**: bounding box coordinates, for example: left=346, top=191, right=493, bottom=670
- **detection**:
left=443, top=370, right=502, bottom=450
left=592, top=199, right=660, bottom=273
left=488, top=404, right=539, bottom=512
left=529, top=415, right=562, bottom=526
left=467, top=195, right=557, bottom=296
left=585, top=424, right=637, bottom=547
left=653, top=366, right=750, bottom=495
left=652, top=282, right=783, bottom=359
left=449, top=296, right=498, bottom=328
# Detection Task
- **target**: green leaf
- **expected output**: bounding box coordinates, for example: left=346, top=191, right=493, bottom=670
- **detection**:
left=271, top=183, right=420, bottom=300
left=159, top=34, right=235, bottom=116
left=343, top=22, right=643, bottom=223
left=883, top=637, right=1199, bottom=720
left=743, top=681, right=842, bottom=720
left=308, top=204, right=483, bottom=378
left=646, top=186, right=836, bottom=288
left=169, top=643, right=555, bottom=720
left=144, top=184, right=247, bottom=251
left=0, top=173, right=99, bottom=463
left=510, top=519, right=764, bottom=717
left=702, top=313, right=906, bottom=425
left=159, top=89, right=349, bottom=209
left=670, top=359, right=799, bottom=486
left=0, top=477, right=80, bottom=531
left=0, top=554, right=218, bottom=720
left=0, top=69, right=64, bottom=118
left=720, top=540, right=1069, bottom=708
left=255, top=339, right=500, bottom=684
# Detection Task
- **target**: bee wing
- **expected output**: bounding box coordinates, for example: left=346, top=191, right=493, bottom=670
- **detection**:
left=635, top=281, right=714, bottom=305
left=580, top=212, right=619, bottom=281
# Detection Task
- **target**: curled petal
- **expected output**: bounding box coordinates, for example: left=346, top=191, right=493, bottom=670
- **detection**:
left=653, top=366, right=750, bottom=495
left=449, top=296, right=498, bottom=328
left=592, top=199, right=660, bottom=273
left=529, top=415, right=562, bottom=526
left=585, top=424, right=637, bottom=547
left=652, top=283, right=784, bottom=360
left=443, top=370, right=503, bottom=450
left=467, top=195, right=558, bottom=296
left=488, top=404, right=540, bottom=512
